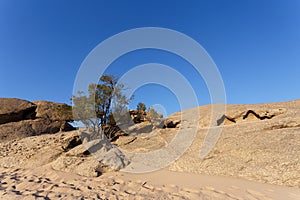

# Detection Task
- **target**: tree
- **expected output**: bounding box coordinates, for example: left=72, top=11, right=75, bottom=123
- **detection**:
left=137, top=102, right=146, bottom=112
left=147, top=107, right=163, bottom=122
left=132, top=102, right=147, bottom=123
left=72, top=75, right=131, bottom=139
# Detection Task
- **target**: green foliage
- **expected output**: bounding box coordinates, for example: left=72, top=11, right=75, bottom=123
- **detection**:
left=137, top=102, right=146, bottom=112
left=147, top=107, right=163, bottom=122
left=53, top=104, right=73, bottom=121
left=72, top=75, right=131, bottom=139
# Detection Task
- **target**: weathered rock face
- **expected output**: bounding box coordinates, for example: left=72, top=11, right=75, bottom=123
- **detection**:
left=0, top=98, right=75, bottom=141
left=217, top=108, right=287, bottom=125
left=126, top=121, right=154, bottom=135
left=0, top=98, right=36, bottom=124
left=164, top=119, right=181, bottom=128
left=34, top=100, right=73, bottom=121
left=52, top=137, right=129, bottom=176
left=129, top=110, right=163, bottom=124
left=129, top=110, right=148, bottom=123
left=31, top=118, right=74, bottom=134
left=0, top=120, right=35, bottom=141
left=127, top=110, right=180, bottom=131
left=0, top=129, right=129, bottom=177
left=51, top=156, right=102, bottom=177
left=0, top=119, right=75, bottom=141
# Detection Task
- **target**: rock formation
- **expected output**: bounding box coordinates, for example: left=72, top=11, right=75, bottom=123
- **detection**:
left=34, top=100, right=73, bottom=121
left=112, top=99, right=300, bottom=187
left=0, top=98, right=75, bottom=141
left=1, top=98, right=300, bottom=187
left=0, top=98, right=36, bottom=124
left=52, top=136, right=129, bottom=176
left=0, top=129, right=129, bottom=177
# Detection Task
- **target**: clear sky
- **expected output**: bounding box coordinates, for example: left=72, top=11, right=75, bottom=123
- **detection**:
left=1, top=0, right=300, bottom=115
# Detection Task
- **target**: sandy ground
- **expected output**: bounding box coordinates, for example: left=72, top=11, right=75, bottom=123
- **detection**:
left=1, top=165, right=300, bottom=200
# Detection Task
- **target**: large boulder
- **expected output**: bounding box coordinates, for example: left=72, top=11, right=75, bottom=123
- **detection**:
left=0, top=119, right=75, bottom=141
left=31, top=118, right=75, bottom=134
left=0, top=98, right=75, bottom=142
left=34, top=100, right=73, bottom=121
left=94, top=147, right=128, bottom=171
left=164, top=119, right=181, bottom=128
left=129, top=110, right=148, bottom=123
left=0, top=120, right=35, bottom=141
left=51, top=156, right=102, bottom=177
left=0, top=98, right=36, bottom=124
left=60, top=131, right=83, bottom=151
left=52, top=139, right=129, bottom=176
left=66, top=139, right=112, bottom=156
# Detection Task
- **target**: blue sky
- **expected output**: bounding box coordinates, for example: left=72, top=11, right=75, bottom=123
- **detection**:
left=1, top=0, right=300, bottom=115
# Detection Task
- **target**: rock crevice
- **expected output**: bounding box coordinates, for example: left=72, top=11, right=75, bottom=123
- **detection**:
left=218, top=108, right=286, bottom=126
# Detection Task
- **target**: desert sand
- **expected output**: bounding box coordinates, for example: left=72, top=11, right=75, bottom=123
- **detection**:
left=1, top=165, right=300, bottom=200
left=1, top=99, right=300, bottom=199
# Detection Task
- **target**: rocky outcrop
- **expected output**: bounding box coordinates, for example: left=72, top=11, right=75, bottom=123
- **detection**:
left=34, top=100, right=73, bottom=121
left=0, top=129, right=129, bottom=177
left=0, top=120, right=36, bottom=141
left=126, top=121, right=154, bottom=135
left=0, top=98, right=36, bottom=124
left=52, top=137, right=129, bottom=176
left=129, top=110, right=180, bottom=129
left=129, top=110, right=163, bottom=125
left=51, top=156, right=102, bottom=177
left=163, top=119, right=181, bottom=128
left=32, top=118, right=73, bottom=133
left=0, top=98, right=75, bottom=141
left=129, top=110, right=148, bottom=123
